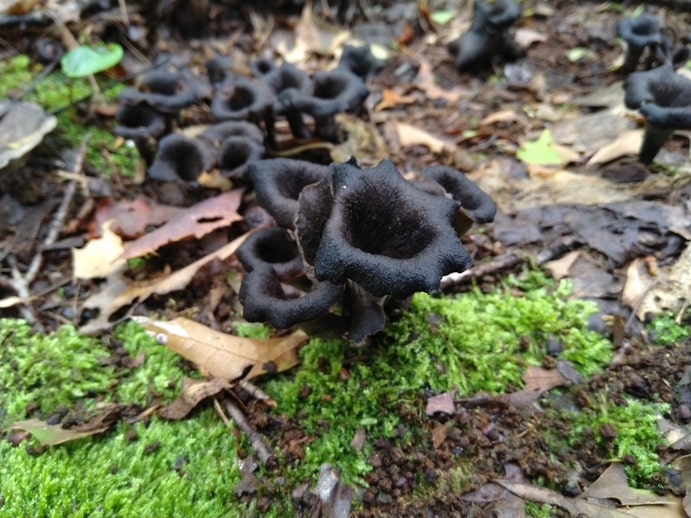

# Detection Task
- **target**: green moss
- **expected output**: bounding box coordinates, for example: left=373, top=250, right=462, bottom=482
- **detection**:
left=383, top=274, right=611, bottom=393
left=0, top=411, right=240, bottom=517
left=647, top=313, right=691, bottom=345
left=232, top=321, right=273, bottom=339
left=0, top=53, right=139, bottom=178
left=562, top=394, right=668, bottom=485
left=0, top=319, right=250, bottom=517
left=263, top=271, right=612, bottom=485
left=525, top=502, right=555, bottom=518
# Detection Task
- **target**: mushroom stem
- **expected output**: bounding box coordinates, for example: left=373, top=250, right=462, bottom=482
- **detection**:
left=639, top=122, right=673, bottom=164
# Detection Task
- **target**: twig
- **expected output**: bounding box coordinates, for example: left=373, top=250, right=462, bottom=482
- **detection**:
left=440, top=252, right=524, bottom=289
left=4, top=135, right=88, bottom=329
left=222, top=398, right=277, bottom=469
left=239, top=380, right=277, bottom=407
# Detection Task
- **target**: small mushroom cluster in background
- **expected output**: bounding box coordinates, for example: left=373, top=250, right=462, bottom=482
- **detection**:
left=447, top=0, right=524, bottom=72
left=114, top=45, right=382, bottom=187
left=235, top=157, right=496, bottom=343
left=617, top=14, right=691, bottom=164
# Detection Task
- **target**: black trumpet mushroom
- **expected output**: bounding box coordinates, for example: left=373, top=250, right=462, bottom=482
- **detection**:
left=261, top=61, right=314, bottom=142
left=239, top=264, right=343, bottom=329
left=338, top=44, right=385, bottom=81
left=147, top=133, right=214, bottom=182
left=421, top=165, right=497, bottom=235
left=210, top=75, right=274, bottom=123
left=280, top=68, right=369, bottom=141
left=616, top=15, right=663, bottom=74
left=624, top=63, right=691, bottom=164
left=113, top=104, right=167, bottom=164
left=238, top=157, right=495, bottom=342
left=447, top=0, right=523, bottom=72
left=249, top=158, right=330, bottom=228
left=236, top=227, right=306, bottom=281
left=118, top=70, right=200, bottom=114
left=313, top=158, right=473, bottom=299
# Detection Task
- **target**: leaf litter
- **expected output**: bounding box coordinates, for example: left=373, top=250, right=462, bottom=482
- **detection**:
left=2, top=0, right=691, bottom=516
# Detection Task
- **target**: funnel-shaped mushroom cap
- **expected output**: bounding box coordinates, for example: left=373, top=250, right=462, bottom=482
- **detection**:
left=338, top=45, right=385, bottom=81
left=447, top=0, right=523, bottom=71
left=283, top=68, right=369, bottom=118
left=249, top=158, right=330, bottom=228
left=147, top=134, right=214, bottom=182
left=240, top=263, right=343, bottom=329
left=218, top=137, right=265, bottom=180
left=206, top=55, right=234, bottom=86
left=483, top=0, right=521, bottom=30
left=118, top=70, right=199, bottom=113
left=198, top=120, right=265, bottom=147
left=236, top=227, right=305, bottom=280
left=623, top=64, right=691, bottom=163
left=313, top=159, right=472, bottom=298
left=210, top=76, right=274, bottom=121
left=114, top=104, right=167, bottom=140
left=420, top=165, right=497, bottom=223
left=617, top=15, right=662, bottom=50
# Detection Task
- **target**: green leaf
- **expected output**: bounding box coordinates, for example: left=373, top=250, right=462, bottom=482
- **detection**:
left=517, top=129, right=563, bottom=165
left=60, top=43, right=123, bottom=78
left=431, top=9, right=455, bottom=25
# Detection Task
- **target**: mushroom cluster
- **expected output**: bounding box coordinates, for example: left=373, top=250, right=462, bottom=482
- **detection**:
left=617, top=14, right=691, bottom=74
left=447, top=0, right=524, bottom=72
left=614, top=13, right=691, bottom=164
left=236, top=157, right=496, bottom=342
left=252, top=45, right=379, bottom=143
left=623, top=63, right=691, bottom=163
left=115, top=46, right=381, bottom=187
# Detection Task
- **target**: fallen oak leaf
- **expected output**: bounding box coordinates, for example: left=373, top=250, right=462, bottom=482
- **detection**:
left=587, top=129, right=643, bottom=166
left=119, top=189, right=244, bottom=261
left=91, top=196, right=183, bottom=239
left=415, top=58, right=468, bottom=103
left=79, top=232, right=249, bottom=334
left=159, top=377, right=231, bottom=420
left=5, top=418, right=110, bottom=446
left=135, top=316, right=307, bottom=381
left=72, top=220, right=127, bottom=280
left=375, top=88, right=416, bottom=111
left=393, top=121, right=454, bottom=153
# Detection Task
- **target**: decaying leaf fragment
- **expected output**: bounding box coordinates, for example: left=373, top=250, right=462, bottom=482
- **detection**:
left=159, top=377, right=231, bottom=420
left=119, top=189, right=244, bottom=261
left=72, top=221, right=127, bottom=280
left=134, top=316, right=307, bottom=381
left=80, top=233, right=249, bottom=333
left=0, top=100, right=57, bottom=170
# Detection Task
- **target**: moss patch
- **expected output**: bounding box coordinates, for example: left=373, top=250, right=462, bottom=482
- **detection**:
left=0, top=319, right=244, bottom=517
left=0, top=54, right=139, bottom=177
left=263, top=271, right=613, bottom=485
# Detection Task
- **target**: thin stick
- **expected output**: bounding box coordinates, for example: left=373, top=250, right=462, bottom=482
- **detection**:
left=222, top=398, right=277, bottom=469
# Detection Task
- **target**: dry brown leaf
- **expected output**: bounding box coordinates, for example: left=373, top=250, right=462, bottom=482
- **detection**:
left=497, top=467, right=684, bottom=517
left=544, top=250, right=581, bottom=280
left=159, top=377, right=231, bottom=420
left=431, top=422, right=450, bottom=449
left=5, top=418, right=110, bottom=445
left=120, top=189, right=244, bottom=261
left=393, top=121, right=454, bottom=153
left=415, top=58, right=468, bottom=103
left=582, top=463, right=677, bottom=506
left=481, top=109, right=523, bottom=125
left=72, top=221, right=126, bottom=280
left=587, top=130, right=643, bottom=166
left=426, top=391, right=455, bottom=416
left=375, top=88, right=416, bottom=111
left=278, top=2, right=350, bottom=63
left=514, top=27, right=548, bottom=47
left=621, top=258, right=652, bottom=312
left=506, top=365, right=569, bottom=409
left=91, top=196, right=183, bottom=239
left=637, top=244, right=691, bottom=320
left=135, top=316, right=307, bottom=381
left=79, top=233, right=249, bottom=333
